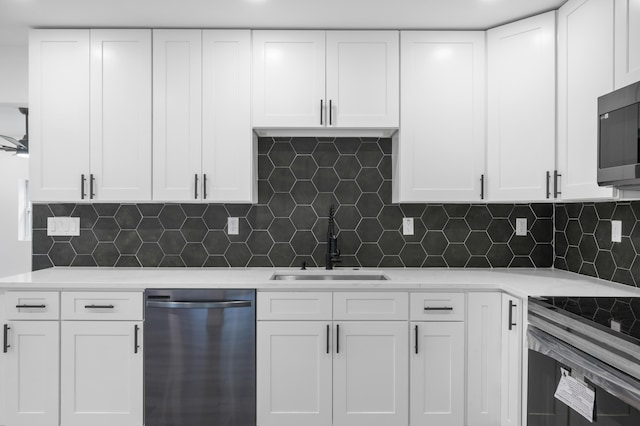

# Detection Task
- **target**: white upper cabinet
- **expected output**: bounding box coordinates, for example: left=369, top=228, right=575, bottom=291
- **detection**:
left=202, top=30, right=254, bottom=202
left=29, top=30, right=91, bottom=202
left=90, top=30, right=152, bottom=201
left=615, top=0, right=640, bottom=89
left=326, top=31, right=399, bottom=128
left=153, top=30, right=254, bottom=202
left=398, top=31, right=485, bottom=202
left=253, top=31, right=326, bottom=128
left=252, top=30, right=399, bottom=129
left=557, top=0, right=618, bottom=200
left=152, top=30, right=203, bottom=201
left=487, top=12, right=556, bottom=202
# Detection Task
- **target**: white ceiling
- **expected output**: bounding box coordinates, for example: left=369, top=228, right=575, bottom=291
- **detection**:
left=0, top=0, right=567, bottom=46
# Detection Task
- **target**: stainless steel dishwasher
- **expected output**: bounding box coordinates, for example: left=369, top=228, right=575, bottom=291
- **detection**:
left=144, top=289, right=255, bottom=426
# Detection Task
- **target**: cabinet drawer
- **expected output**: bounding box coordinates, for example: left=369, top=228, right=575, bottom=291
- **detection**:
left=61, top=292, right=143, bottom=320
left=4, top=291, right=60, bottom=320
left=411, top=293, right=465, bottom=321
left=333, top=292, right=408, bottom=320
left=257, top=292, right=332, bottom=320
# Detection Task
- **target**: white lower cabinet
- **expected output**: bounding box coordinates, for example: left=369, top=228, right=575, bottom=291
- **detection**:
left=4, top=321, right=59, bottom=426
left=333, top=321, right=408, bottom=426
left=60, top=321, right=143, bottom=426
left=256, top=321, right=333, bottom=426
left=410, top=321, right=464, bottom=426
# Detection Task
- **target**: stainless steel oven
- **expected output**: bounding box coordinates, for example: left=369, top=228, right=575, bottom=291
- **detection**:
left=527, top=297, right=640, bottom=426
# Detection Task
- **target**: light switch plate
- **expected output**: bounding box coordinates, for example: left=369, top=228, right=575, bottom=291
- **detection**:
left=402, top=218, right=414, bottom=236
left=610, top=320, right=621, bottom=332
left=228, top=217, right=239, bottom=235
left=47, top=217, right=80, bottom=236
left=515, top=218, right=527, bottom=236
left=611, top=220, right=622, bottom=243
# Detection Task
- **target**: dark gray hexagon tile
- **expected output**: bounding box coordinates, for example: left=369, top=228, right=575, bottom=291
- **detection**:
left=338, top=256, right=361, bottom=268
left=337, top=230, right=361, bottom=256
left=443, top=244, right=470, bottom=267
left=356, top=168, right=383, bottom=193
left=93, top=243, right=120, bottom=267
left=247, top=205, right=274, bottom=230
left=356, top=193, right=383, bottom=218
left=181, top=244, right=208, bottom=267
left=356, top=244, right=383, bottom=267
left=248, top=231, right=274, bottom=255
left=291, top=137, right=318, bottom=154
left=378, top=181, right=393, bottom=204
left=93, top=217, right=120, bottom=241
left=487, top=219, right=513, bottom=243
left=487, top=204, right=514, bottom=218
left=423, top=231, right=448, bottom=255
left=334, top=181, right=361, bottom=205
left=313, top=168, right=340, bottom=193
left=291, top=206, right=317, bottom=230
left=312, top=143, right=340, bottom=167
left=50, top=203, right=76, bottom=216
left=613, top=204, right=636, bottom=236
left=566, top=203, right=582, bottom=218
left=33, top=230, right=54, bottom=255
left=160, top=256, right=186, bottom=267
left=138, top=218, right=163, bottom=242
left=159, top=231, right=187, bottom=255
left=595, top=220, right=613, bottom=251
left=181, top=218, right=208, bottom=243
left=49, top=242, right=76, bottom=266
left=467, top=257, right=491, bottom=268
left=565, top=246, right=583, bottom=273
left=612, top=237, right=635, bottom=269
left=531, top=203, right=553, bottom=218
left=137, top=243, right=164, bottom=267
left=356, top=218, right=383, bottom=243
left=334, top=156, right=361, bottom=179
left=424, top=256, right=447, bottom=267
left=400, top=244, right=426, bottom=267
left=530, top=244, right=553, bottom=267
left=71, top=255, right=97, bottom=267
left=510, top=257, right=534, bottom=268
left=356, top=143, right=383, bottom=167
left=269, top=218, right=296, bottom=243
left=443, top=219, right=470, bottom=243
left=613, top=268, right=635, bottom=286
left=258, top=155, right=275, bottom=179
left=578, top=205, right=598, bottom=234
left=312, top=194, right=339, bottom=218
left=379, top=256, right=404, bottom=268
left=290, top=156, right=318, bottom=180
left=466, top=206, right=492, bottom=231
left=379, top=231, right=405, bottom=255
left=487, top=244, right=513, bottom=267
left=203, top=205, right=229, bottom=229
left=268, top=243, right=296, bottom=267
left=291, top=231, right=317, bottom=255
left=290, top=181, right=318, bottom=205
left=72, top=204, right=99, bottom=229
left=335, top=137, right=361, bottom=154
left=226, top=204, right=252, bottom=217
left=258, top=180, right=275, bottom=204
left=70, top=231, right=98, bottom=255
left=556, top=232, right=569, bottom=258
left=508, top=234, right=535, bottom=256
left=268, top=168, right=296, bottom=192
left=114, top=230, right=142, bottom=255
left=204, top=256, right=230, bottom=268
left=225, top=244, right=252, bottom=267
left=115, top=205, right=142, bottom=229
left=509, top=205, right=536, bottom=229
left=247, top=256, right=274, bottom=267
left=465, top=232, right=491, bottom=256
left=32, top=204, right=53, bottom=229
left=258, top=137, right=275, bottom=155
left=564, top=219, right=582, bottom=246
left=555, top=205, right=569, bottom=231
left=595, top=250, right=616, bottom=281
left=578, top=234, right=598, bottom=263
left=595, top=202, right=616, bottom=220
left=93, top=203, right=120, bottom=216
left=444, top=204, right=470, bottom=218
left=137, top=204, right=164, bottom=216
left=378, top=205, right=403, bottom=230
left=335, top=205, right=361, bottom=230
left=159, top=205, right=186, bottom=230
left=378, top=156, right=392, bottom=180
left=269, top=142, right=296, bottom=167
left=531, top=219, right=553, bottom=243
left=181, top=204, right=207, bottom=217
left=33, top=254, right=53, bottom=271
left=422, top=205, right=449, bottom=230
left=379, top=138, right=392, bottom=154
left=269, top=193, right=296, bottom=218
left=203, top=230, right=231, bottom=255
left=116, top=256, right=141, bottom=267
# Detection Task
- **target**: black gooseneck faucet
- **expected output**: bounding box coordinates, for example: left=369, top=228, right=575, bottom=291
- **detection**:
left=326, top=205, right=342, bottom=270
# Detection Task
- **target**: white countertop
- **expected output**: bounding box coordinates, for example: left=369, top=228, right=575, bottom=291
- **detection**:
left=1, top=267, right=640, bottom=298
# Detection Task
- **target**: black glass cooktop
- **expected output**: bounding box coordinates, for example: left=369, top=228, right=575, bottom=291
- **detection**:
left=540, top=297, right=640, bottom=341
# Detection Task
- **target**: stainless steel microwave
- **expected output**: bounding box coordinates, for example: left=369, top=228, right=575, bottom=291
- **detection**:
left=598, top=81, right=640, bottom=188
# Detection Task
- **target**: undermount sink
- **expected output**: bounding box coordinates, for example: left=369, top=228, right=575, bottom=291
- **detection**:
left=270, top=273, right=388, bottom=281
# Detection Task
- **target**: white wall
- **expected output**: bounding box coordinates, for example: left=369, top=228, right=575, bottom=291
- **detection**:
left=0, top=44, right=31, bottom=277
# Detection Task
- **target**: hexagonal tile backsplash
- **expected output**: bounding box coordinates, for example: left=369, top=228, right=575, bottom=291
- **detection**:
left=33, top=137, right=554, bottom=270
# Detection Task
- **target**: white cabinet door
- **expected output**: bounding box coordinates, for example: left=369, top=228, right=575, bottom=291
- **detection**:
left=90, top=30, right=152, bottom=201
left=487, top=12, right=556, bottom=202
left=61, top=321, right=143, bottom=426
left=501, top=295, right=523, bottom=426
left=557, top=0, right=618, bottom=200
left=615, top=0, right=640, bottom=88
left=467, top=293, right=502, bottom=426
left=202, top=30, right=254, bottom=202
left=326, top=31, right=399, bottom=128
left=4, top=321, right=59, bottom=426
left=398, top=31, right=485, bottom=202
left=410, top=321, right=464, bottom=426
left=152, top=29, right=203, bottom=201
left=333, top=322, right=408, bottom=426
left=256, top=321, right=332, bottom=426
left=253, top=31, right=326, bottom=127
left=29, top=29, right=90, bottom=202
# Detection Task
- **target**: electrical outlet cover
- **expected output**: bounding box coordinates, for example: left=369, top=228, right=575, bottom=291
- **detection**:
left=402, top=218, right=414, bottom=236
left=516, top=218, right=527, bottom=236
left=611, top=220, right=622, bottom=243
left=228, top=217, right=239, bottom=235
left=47, top=217, right=80, bottom=236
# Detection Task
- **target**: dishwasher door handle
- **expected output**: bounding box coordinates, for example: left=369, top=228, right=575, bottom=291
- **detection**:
left=145, top=300, right=252, bottom=309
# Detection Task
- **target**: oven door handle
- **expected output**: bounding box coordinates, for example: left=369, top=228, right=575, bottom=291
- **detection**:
left=146, top=300, right=252, bottom=309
